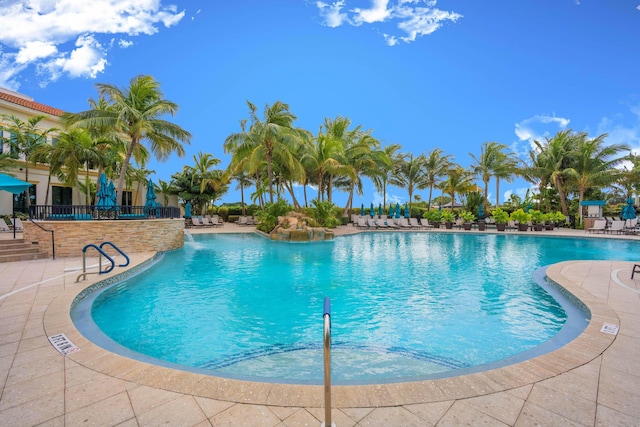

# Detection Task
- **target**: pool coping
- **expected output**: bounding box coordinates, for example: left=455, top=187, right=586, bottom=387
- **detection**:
left=43, top=253, right=619, bottom=408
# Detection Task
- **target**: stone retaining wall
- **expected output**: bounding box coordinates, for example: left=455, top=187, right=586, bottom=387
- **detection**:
left=23, top=219, right=184, bottom=258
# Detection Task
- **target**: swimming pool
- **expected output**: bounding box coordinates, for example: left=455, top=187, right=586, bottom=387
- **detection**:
left=72, top=232, right=637, bottom=385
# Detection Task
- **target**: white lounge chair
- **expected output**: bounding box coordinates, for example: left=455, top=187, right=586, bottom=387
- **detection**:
left=607, top=220, right=625, bottom=234
left=11, top=217, right=24, bottom=231
left=399, top=218, right=412, bottom=229
left=366, top=217, right=378, bottom=229
left=587, top=219, right=607, bottom=234
left=357, top=217, right=368, bottom=229
left=0, top=221, right=11, bottom=232
left=409, top=218, right=422, bottom=229
left=419, top=218, right=433, bottom=229
left=191, top=217, right=206, bottom=227
left=209, top=215, right=224, bottom=226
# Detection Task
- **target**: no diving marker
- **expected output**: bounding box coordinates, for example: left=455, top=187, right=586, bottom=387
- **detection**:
left=600, top=323, right=620, bottom=335
left=48, top=333, right=80, bottom=355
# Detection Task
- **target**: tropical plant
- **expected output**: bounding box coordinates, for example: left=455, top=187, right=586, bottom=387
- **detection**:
left=470, top=141, right=519, bottom=209
left=460, top=210, right=476, bottom=222
left=255, top=199, right=292, bottom=233
left=529, top=209, right=544, bottom=224
left=311, top=199, right=340, bottom=228
left=440, top=166, right=477, bottom=209
left=68, top=74, right=192, bottom=200
left=370, top=143, right=402, bottom=208
left=155, top=179, right=174, bottom=206
left=441, top=210, right=455, bottom=222
left=424, top=209, right=443, bottom=223
left=510, top=208, right=531, bottom=224
left=390, top=153, right=429, bottom=214
left=423, top=148, right=452, bottom=210
left=491, top=207, right=509, bottom=224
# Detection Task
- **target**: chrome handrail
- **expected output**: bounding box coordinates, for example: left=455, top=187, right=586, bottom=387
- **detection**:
left=77, top=243, right=115, bottom=282
left=323, top=297, right=333, bottom=427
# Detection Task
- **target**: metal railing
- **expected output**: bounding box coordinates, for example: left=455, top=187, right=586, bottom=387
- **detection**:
left=27, top=219, right=55, bottom=259
left=77, top=241, right=128, bottom=282
left=29, top=205, right=180, bottom=221
left=323, top=296, right=333, bottom=427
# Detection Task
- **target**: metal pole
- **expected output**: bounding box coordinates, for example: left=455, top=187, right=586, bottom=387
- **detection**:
left=322, top=297, right=333, bottom=427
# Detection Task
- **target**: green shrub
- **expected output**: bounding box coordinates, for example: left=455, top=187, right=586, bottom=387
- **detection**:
left=441, top=210, right=455, bottom=222
left=510, top=208, right=531, bottom=224
left=424, top=210, right=443, bottom=223
left=529, top=209, right=544, bottom=224
left=460, top=210, right=476, bottom=222
left=218, top=206, right=229, bottom=221
left=311, top=200, right=340, bottom=228
left=228, top=215, right=239, bottom=223
left=491, top=208, right=509, bottom=224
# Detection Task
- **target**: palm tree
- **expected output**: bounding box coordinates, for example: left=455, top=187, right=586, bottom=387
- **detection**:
left=423, top=148, right=452, bottom=210
left=565, top=132, right=629, bottom=223
left=50, top=128, right=102, bottom=205
left=470, top=142, right=518, bottom=210
left=224, top=100, right=306, bottom=204
left=534, top=130, right=577, bottom=216
left=68, top=75, right=192, bottom=201
left=440, top=166, right=476, bottom=210
left=390, top=153, right=429, bottom=213
left=371, top=143, right=402, bottom=208
left=155, top=179, right=174, bottom=206
left=1, top=114, right=57, bottom=207
left=0, top=153, right=17, bottom=172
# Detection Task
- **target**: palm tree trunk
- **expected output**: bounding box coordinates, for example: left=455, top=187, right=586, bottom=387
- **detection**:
left=343, top=184, right=354, bottom=217
left=555, top=177, right=569, bottom=216
left=495, top=178, right=500, bottom=208
left=117, top=140, right=137, bottom=205
left=266, top=154, right=274, bottom=204
left=327, top=175, right=333, bottom=203
left=240, top=182, right=246, bottom=215
left=285, top=180, right=301, bottom=209
left=428, top=184, right=433, bottom=211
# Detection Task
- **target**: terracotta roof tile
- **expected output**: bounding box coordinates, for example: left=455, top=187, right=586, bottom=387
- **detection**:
left=0, top=91, right=65, bottom=116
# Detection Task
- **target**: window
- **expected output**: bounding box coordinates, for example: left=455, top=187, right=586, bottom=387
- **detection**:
left=13, top=186, right=36, bottom=214
left=51, top=137, right=59, bottom=147
left=52, top=186, right=72, bottom=205
left=121, top=191, right=132, bottom=206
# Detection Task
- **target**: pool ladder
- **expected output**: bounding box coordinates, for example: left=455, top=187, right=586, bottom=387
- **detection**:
left=76, top=242, right=130, bottom=282
left=322, top=297, right=335, bottom=427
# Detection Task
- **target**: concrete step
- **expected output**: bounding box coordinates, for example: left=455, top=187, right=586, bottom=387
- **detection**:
left=0, top=239, right=50, bottom=263
left=0, top=252, right=49, bottom=263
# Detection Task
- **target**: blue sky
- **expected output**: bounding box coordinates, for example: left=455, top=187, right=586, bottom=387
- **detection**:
left=1, top=0, right=639, bottom=207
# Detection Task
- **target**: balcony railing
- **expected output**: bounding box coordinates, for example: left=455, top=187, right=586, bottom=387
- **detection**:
left=29, top=205, right=181, bottom=221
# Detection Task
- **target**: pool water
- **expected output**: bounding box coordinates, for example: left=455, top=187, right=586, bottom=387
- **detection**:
left=78, top=233, right=637, bottom=384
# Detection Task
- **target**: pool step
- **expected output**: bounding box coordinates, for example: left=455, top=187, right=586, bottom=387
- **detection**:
left=0, top=238, right=49, bottom=263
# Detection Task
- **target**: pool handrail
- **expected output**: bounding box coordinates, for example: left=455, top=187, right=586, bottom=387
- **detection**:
left=99, top=241, right=130, bottom=267
left=323, top=296, right=333, bottom=427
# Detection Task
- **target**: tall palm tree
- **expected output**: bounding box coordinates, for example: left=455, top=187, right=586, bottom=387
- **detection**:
left=0, top=153, right=17, bottom=173
left=566, top=132, right=629, bottom=222
left=534, top=130, right=577, bottom=216
left=390, top=153, right=429, bottom=213
left=67, top=75, right=191, bottom=200
left=50, top=128, right=102, bottom=205
left=423, top=148, right=452, bottom=210
left=440, top=166, right=476, bottom=209
left=470, top=141, right=519, bottom=210
left=1, top=114, right=57, bottom=207
left=370, top=143, right=402, bottom=208
left=224, top=100, right=306, bottom=204
left=155, top=179, right=174, bottom=206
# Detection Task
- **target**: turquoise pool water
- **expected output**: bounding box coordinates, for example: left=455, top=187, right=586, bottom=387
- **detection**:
left=75, top=233, right=637, bottom=385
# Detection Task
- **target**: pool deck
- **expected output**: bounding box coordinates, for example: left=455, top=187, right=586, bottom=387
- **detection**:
left=1, top=225, right=640, bottom=426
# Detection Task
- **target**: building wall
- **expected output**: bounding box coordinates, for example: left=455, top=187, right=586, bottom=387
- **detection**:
left=23, top=218, right=185, bottom=258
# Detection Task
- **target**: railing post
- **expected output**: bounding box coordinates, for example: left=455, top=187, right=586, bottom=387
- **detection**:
left=322, top=297, right=334, bottom=427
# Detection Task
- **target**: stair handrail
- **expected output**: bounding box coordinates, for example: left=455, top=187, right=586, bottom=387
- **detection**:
left=77, top=244, right=115, bottom=282
left=27, top=219, right=55, bottom=260
left=99, top=241, right=130, bottom=267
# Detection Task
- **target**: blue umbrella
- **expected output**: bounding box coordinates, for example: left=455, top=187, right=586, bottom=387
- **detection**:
left=388, top=205, right=393, bottom=216
left=370, top=202, right=375, bottom=217
left=404, top=203, right=410, bottom=218
left=185, top=202, right=192, bottom=219
left=361, top=203, right=365, bottom=216
left=622, top=198, right=636, bottom=220
left=395, top=203, right=400, bottom=219
left=145, top=179, right=158, bottom=207
left=0, top=173, right=33, bottom=239
left=107, top=181, right=117, bottom=208
left=378, top=203, right=383, bottom=216
left=95, top=172, right=111, bottom=209
left=478, top=204, right=484, bottom=218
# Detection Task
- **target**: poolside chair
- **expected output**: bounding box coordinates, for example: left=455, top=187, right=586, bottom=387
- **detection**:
left=506, top=220, right=518, bottom=231
left=399, top=218, right=412, bottom=229
left=237, top=216, right=248, bottom=226
left=209, top=215, right=224, bottom=227
left=607, top=220, right=625, bottom=234
left=409, top=218, right=422, bottom=229
left=454, top=218, right=464, bottom=229
left=191, top=217, right=205, bottom=227
left=624, top=218, right=638, bottom=234
left=386, top=218, right=399, bottom=229
left=11, top=217, right=24, bottom=231
left=376, top=218, right=389, bottom=228
left=357, top=217, right=368, bottom=230
left=587, top=219, right=607, bottom=234
left=201, top=216, right=218, bottom=227
left=0, top=221, right=11, bottom=232
left=365, top=217, right=377, bottom=229
left=419, top=218, right=434, bottom=229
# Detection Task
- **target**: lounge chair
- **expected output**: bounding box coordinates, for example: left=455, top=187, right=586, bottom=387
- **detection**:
left=587, top=219, right=607, bottom=234
left=454, top=218, right=464, bottom=229
left=209, top=215, right=224, bottom=226
left=624, top=218, right=638, bottom=234
left=419, top=218, right=433, bottom=229
left=0, top=221, right=11, bottom=232
left=237, top=216, right=249, bottom=226
left=11, top=218, right=24, bottom=231
left=202, top=216, right=219, bottom=227
left=399, top=218, right=412, bottom=229
left=366, top=217, right=378, bottom=229
left=376, top=218, right=389, bottom=228
left=386, top=218, right=399, bottom=229
left=506, top=220, right=518, bottom=231
left=409, top=218, right=422, bottom=229
left=357, top=217, right=368, bottom=229
left=607, top=220, right=625, bottom=234
left=191, top=217, right=206, bottom=227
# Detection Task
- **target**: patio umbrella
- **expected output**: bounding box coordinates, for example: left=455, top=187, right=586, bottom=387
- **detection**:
left=95, top=172, right=111, bottom=209
left=370, top=202, right=375, bottom=217
left=404, top=203, right=410, bottom=218
left=478, top=204, right=484, bottom=219
left=0, top=173, right=33, bottom=239
left=361, top=203, right=365, bottom=216
left=107, top=180, right=117, bottom=208
left=378, top=203, right=382, bottom=216
left=185, top=202, right=192, bottom=219
left=388, top=205, right=393, bottom=216
left=395, top=203, right=400, bottom=219
left=622, top=198, right=636, bottom=220
left=145, top=179, right=158, bottom=207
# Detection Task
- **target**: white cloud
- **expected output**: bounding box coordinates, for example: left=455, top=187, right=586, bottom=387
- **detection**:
left=315, top=0, right=461, bottom=45
left=118, top=39, right=133, bottom=48
left=596, top=104, right=640, bottom=152
left=514, top=114, right=570, bottom=150
left=316, top=0, right=349, bottom=28
left=0, top=0, right=185, bottom=88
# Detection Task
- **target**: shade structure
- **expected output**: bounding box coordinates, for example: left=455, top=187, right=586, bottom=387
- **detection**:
left=145, top=179, right=158, bottom=207
left=622, top=198, right=637, bottom=220
left=370, top=202, right=375, bottom=217
left=478, top=204, right=484, bottom=218
left=404, top=203, right=410, bottom=218
left=0, top=173, right=33, bottom=239
left=395, top=203, right=400, bottom=218
left=361, top=203, right=365, bottom=216
left=107, top=181, right=117, bottom=208
left=95, top=173, right=111, bottom=209
left=378, top=203, right=382, bottom=216
left=185, top=202, right=192, bottom=219
left=388, top=205, right=393, bottom=216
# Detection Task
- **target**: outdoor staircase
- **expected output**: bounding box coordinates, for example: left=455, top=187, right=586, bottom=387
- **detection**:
left=0, top=238, right=49, bottom=263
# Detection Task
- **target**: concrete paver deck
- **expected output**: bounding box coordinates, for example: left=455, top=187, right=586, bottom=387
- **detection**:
left=1, top=225, right=639, bottom=426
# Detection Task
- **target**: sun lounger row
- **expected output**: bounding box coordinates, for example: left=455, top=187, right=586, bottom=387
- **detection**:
left=586, top=218, right=638, bottom=234
left=356, top=216, right=435, bottom=230
left=237, top=216, right=259, bottom=226
left=190, top=215, right=223, bottom=228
